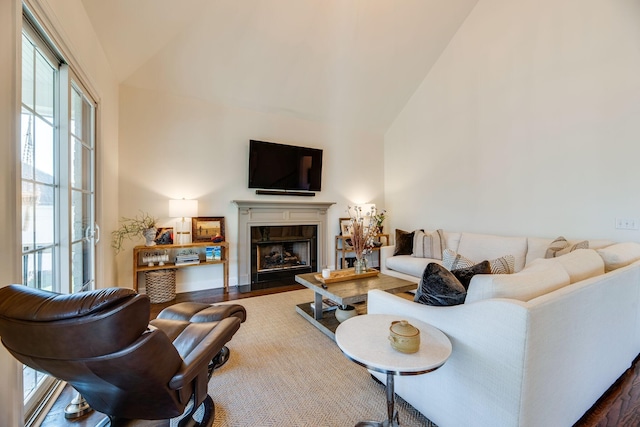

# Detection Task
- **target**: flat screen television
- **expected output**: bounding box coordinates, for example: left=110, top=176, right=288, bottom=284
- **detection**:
left=248, top=140, right=323, bottom=193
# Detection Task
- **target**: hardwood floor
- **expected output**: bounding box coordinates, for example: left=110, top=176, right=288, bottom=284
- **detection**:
left=41, top=281, right=640, bottom=427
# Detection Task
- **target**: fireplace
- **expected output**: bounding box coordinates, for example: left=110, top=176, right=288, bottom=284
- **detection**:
left=251, top=225, right=317, bottom=284
left=233, top=200, right=335, bottom=292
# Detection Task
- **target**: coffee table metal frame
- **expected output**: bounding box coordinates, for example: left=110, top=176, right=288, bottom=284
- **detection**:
left=335, top=314, right=452, bottom=427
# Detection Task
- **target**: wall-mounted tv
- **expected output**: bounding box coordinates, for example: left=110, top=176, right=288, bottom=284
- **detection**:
left=248, top=140, right=323, bottom=193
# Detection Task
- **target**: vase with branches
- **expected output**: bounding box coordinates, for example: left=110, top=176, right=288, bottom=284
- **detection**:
left=347, top=205, right=379, bottom=274
left=111, top=211, right=158, bottom=254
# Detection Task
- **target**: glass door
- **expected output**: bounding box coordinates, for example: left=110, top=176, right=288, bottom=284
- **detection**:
left=69, top=78, right=97, bottom=293
left=20, top=14, right=98, bottom=423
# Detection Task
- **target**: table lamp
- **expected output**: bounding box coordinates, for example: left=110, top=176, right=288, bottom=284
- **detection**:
left=169, top=199, right=198, bottom=244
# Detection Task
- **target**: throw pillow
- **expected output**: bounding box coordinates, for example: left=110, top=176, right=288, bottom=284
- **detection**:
left=412, top=229, right=445, bottom=259
left=545, top=236, right=569, bottom=258
left=442, top=248, right=474, bottom=270
left=394, top=229, right=416, bottom=256
left=557, top=240, right=589, bottom=256
left=489, top=255, right=515, bottom=274
left=442, top=249, right=515, bottom=274
left=545, top=236, right=589, bottom=258
left=452, top=260, right=491, bottom=290
left=414, top=263, right=467, bottom=306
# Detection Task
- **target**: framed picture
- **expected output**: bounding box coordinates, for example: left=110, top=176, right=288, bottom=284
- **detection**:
left=192, top=217, right=225, bottom=242
left=339, top=218, right=352, bottom=236
left=154, top=227, right=174, bottom=245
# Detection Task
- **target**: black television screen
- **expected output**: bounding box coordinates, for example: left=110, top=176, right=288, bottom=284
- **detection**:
left=248, top=140, right=323, bottom=192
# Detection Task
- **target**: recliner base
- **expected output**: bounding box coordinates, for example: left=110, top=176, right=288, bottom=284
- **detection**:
left=94, top=395, right=215, bottom=427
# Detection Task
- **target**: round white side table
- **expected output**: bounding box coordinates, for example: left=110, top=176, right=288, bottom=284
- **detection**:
left=335, top=314, right=452, bottom=427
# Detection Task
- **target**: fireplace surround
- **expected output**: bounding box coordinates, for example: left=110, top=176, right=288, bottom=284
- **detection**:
left=233, top=200, right=335, bottom=291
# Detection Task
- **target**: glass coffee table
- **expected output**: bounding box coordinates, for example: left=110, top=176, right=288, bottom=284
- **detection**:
left=294, top=271, right=417, bottom=339
left=335, top=314, right=452, bottom=427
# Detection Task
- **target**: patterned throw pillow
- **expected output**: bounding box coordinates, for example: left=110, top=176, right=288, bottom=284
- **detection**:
left=412, top=229, right=445, bottom=259
left=545, top=236, right=589, bottom=258
left=489, top=254, right=516, bottom=274
left=414, top=263, right=467, bottom=306
left=557, top=241, right=589, bottom=256
left=442, top=249, right=515, bottom=274
left=394, top=229, right=416, bottom=256
left=442, top=248, right=474, bottom=270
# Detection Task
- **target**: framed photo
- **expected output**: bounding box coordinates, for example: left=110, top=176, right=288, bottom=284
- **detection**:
left=339, top=218, right=352, bottom=236
left=154, top=227, right=174, bottom=245
left=192, top=217, right=225, bottom=242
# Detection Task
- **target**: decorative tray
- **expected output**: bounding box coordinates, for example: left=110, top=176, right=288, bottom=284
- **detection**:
left=314, top=268, right=379, bottom=284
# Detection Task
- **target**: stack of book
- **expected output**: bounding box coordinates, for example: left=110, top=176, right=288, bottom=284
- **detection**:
left=310, top=299, right=339, bottom=312
left=175, top=254, right=200, bottom=266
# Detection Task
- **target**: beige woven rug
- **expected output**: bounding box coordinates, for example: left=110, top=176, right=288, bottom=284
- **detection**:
left=209, top=289, right=432, bottom=427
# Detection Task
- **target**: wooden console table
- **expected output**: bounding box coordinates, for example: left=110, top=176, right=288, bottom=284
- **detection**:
left=132, top=242, right=229, bottom=293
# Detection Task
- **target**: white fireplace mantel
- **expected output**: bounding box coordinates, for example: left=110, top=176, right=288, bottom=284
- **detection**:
left=233, top=200, right=336, bottom=286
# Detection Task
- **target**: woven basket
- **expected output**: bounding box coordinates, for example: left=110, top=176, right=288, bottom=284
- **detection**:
left=145, top=269, right=177, bottom=303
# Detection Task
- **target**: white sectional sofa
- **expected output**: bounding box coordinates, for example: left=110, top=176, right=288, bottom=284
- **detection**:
left=368, top=230, right=640, bottom=427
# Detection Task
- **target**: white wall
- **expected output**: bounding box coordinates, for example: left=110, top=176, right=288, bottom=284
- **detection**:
left=385, top=0, right=640, bottom=243
left=0, top=0, right=119, bottom=424
left=117, top=85, right=385, bottom=291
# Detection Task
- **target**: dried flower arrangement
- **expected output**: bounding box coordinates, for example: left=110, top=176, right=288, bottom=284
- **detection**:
left=347, top=205, right=380, bottom=262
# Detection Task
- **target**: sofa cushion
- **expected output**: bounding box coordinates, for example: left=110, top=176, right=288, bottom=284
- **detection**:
left=465, top=259, right=571, bottom=303
left=452, top=261, right=491, bottom=290
left=412, top=229, right=445, bottom=259
left=394, top=229, right=415, bottom=256
left=596, top=242, right=640, bottom=272
left=414, top=263, right=466, bottom=306
left=551, top=249, right=604, bottom=283
left=456, top=232, right=528, bottom=272
left=386, top=255, right=437, bottom=278
left=442, top=249, right=515, bottom=274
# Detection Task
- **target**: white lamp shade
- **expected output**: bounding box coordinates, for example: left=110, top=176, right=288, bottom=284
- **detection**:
left=169, top=199, right=198, bottom=218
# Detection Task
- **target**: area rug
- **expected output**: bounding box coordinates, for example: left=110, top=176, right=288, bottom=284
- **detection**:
left=208, top=289, right=433, bottom=427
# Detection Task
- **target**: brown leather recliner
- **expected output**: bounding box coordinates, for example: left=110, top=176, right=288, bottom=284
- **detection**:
left=0, top=284, right=244, bottom=427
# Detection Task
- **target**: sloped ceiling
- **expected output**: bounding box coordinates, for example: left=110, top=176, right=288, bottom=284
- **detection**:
left=81, top=0, right=478, bottom=132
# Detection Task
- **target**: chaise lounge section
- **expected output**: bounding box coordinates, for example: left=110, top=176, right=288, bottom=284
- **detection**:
left=368, top=230, right=640, bottom=426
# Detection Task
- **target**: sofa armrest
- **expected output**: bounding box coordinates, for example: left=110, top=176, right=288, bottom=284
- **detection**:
left=379, top=245, right=396, bottom=275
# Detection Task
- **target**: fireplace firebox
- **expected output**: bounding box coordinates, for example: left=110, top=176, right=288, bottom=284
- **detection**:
left=251, top=225, right=317, bottom=286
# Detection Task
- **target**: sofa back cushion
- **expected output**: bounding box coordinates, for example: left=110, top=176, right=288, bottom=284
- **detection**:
left=457, top=232, right=528, bottom=272
left=466, top=260, right=570, bottom=303
left=443, top=231, right=462, bottom=253
left=596, top=242, right=640, bottom=272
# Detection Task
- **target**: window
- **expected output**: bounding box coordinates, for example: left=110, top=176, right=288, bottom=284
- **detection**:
left=20, top=11, right=98, bottom=423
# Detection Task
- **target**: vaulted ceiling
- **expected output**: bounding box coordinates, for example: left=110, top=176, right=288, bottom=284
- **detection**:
left=81, top=0, right=478, bottom=132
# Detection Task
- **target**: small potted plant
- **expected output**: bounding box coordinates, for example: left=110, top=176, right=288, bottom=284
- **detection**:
left=111, top=211, right=158, bottom=254
left=373, top=209, right=387, bottom=233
